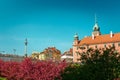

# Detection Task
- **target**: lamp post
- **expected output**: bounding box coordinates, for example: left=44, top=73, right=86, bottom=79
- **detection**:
left=24, top=38, right=28, bottom=57
left=13, top=49, right=16, bottom=55
left=0, top=51, right=5, bottom=53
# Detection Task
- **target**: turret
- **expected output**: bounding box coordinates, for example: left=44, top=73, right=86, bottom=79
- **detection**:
left=92, top=14, right=101, bottom=36
left=74, top=33, right=79, bottom=40
left=73, top=33, right=79, bottom=45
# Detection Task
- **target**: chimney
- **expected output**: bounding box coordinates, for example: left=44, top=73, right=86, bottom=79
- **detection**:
left=92, top=34, right=95, bottom=40
left=110, top=31, right=113, bottom=38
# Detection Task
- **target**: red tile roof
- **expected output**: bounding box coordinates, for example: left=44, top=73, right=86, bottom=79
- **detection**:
left=79, top=33, right=120, bottom=45
left=43, top=47, right=61, bottom=54
left=63, top=48, right=73, bottom=55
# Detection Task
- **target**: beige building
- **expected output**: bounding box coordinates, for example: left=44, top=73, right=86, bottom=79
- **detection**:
left=42, top=47, right=61, bottom=61
left=39, top=52, right=46, bottom=60
left=31, top=51, right=40, bottom=59
left=31, top=47, right=61, bottom=61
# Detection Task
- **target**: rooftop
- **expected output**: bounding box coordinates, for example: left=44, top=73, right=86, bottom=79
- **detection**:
left=78, top=33, right=120, bottom=45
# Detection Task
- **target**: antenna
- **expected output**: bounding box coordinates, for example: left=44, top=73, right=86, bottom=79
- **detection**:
left=13, top=49, right=16, bottom=55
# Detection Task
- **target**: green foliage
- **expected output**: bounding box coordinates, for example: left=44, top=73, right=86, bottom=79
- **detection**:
left=0, top=77, right=6, bottom=80
left=61, top=47, right=120, bottom=80
left=79, top=47, right=120, bottom=80
left=61, top=63, right=81, bottom=80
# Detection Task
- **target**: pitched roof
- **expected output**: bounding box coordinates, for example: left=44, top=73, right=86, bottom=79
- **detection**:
left=43, top=47, right=61, bottom=54
left=79, top=33, right=120, bottom=45
left=62, top=48, right=73, bottom=56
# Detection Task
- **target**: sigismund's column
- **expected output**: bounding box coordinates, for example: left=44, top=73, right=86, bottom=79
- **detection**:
left=24, top=38, right=28, bottom=57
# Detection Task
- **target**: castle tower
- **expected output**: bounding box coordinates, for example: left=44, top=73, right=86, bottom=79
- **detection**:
left=92, top=14, right=101, bottom=36
left=73, top=33, right=79, bottom=45
left=73, top=33, right=79, bottom=62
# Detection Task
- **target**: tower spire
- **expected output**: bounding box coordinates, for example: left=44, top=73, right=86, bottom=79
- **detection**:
left=92, top=14, right=101, bottom=36
left=95, top=13, right=97, bottom=23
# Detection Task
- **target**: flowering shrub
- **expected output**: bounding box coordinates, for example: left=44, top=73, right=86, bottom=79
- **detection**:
left=0, top=58, right=67, bottom=80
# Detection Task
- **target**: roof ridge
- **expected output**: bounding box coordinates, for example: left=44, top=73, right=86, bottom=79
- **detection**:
left=84, top=32, right=120, bottom=38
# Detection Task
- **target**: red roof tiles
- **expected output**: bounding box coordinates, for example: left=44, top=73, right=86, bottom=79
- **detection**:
left=79, top=33, right=120, bottom=45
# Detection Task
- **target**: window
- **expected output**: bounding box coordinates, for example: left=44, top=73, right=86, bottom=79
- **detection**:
left=95, top=45, right=97, bottom=48
left=87, top=45, right=89, bottom=49
left=79, top=46, right=85, bottom=50
left=104, top=44, right=106, bottom=48
left=76, top=52, right=79, bottom=56
left=112, top=43, right=115, bottom=47
left=77, top=47, right=79, bottom=50
left=118, top=43, right=120, bottom=47
left=77, top=59, right=80, bottom=61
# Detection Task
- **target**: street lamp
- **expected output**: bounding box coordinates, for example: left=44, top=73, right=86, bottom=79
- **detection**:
left=0, top=51, right=5, bottom=54
left=13, top=49, right=16, bottom=55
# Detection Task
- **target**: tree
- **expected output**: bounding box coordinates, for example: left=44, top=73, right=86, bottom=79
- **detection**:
left=61, top=47, right=120, bottom=80
left=79, top=47, right=120, bottom=80
left=61, top=63, right=81, bottom=80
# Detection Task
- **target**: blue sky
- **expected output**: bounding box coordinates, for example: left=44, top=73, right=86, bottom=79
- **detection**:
left=0, top=0, right=120, bottom=55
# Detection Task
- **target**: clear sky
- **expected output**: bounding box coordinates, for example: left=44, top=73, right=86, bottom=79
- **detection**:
left=0, top=0, right=120, bottom=56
